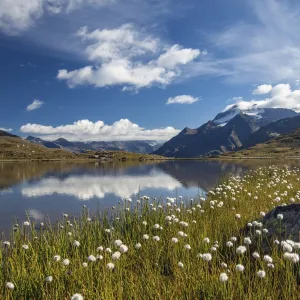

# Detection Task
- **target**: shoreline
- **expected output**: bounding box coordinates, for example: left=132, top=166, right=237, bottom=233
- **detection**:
left=1, top=156, right=300, bottom=162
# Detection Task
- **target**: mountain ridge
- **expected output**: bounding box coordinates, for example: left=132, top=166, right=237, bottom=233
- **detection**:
left=25, top=137, right=163, bottom=154
left=154, top=107, right=299, bottom=158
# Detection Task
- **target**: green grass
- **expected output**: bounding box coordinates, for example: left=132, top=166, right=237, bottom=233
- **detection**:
left=1, top=166, right=300, bottom=299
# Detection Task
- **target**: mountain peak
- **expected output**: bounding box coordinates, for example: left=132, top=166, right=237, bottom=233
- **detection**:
left=213, top=106, right=298, bottom=127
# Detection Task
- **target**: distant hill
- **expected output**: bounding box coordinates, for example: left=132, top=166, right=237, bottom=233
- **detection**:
left=26, top=136, right=61, bottom=149
left=222, top=128, right=300, bottom=158
left=0, top=130, right=19, bottom=138
left=154, top=107, right=298, bottom=158
left=0, top=130, right=166, bottom=161
left=0, top=131, right=81, bottom=160
left=26, top=136, right=163, bottom=154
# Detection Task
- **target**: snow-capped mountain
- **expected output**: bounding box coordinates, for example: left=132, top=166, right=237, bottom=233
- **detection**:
left=154, top=107, right=299, bottom=158
left=213, top=105, right=298, bottom=127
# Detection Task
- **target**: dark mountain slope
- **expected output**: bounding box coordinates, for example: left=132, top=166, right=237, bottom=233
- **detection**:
left=243, top=115, right=300, bottom=149
left=154, top=113, right=259, bottom=158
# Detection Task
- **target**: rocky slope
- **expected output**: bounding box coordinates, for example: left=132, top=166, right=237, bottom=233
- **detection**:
left=154, top=107, right=298, bottom=158
left=242, top=115, right=300, bottom=149
left=222, top=128, right=300, bottom=158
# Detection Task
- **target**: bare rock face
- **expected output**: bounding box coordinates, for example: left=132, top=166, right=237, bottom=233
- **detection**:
left=242, top=204, right=300, bottom=253
left=260, top=204, right=300, bottom=242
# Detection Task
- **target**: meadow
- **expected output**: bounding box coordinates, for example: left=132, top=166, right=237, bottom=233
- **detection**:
left=1, top=165, right=300, bottom=299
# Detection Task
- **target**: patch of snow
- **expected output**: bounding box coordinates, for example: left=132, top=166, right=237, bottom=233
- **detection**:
left=213, top=109, right=240, bottom=125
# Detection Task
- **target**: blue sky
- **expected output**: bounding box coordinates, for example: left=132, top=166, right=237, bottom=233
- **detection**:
left=1, top=0, right=300, bottom=141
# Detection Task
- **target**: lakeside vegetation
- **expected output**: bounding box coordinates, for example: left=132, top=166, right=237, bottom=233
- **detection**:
left=1, top=166, right=300, bottom=299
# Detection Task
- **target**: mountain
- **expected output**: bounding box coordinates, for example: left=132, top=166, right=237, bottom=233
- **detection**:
left=26, top=136, right=61, bottom=149
left=154, top=106, right=298, bottom=158
left=213, top=106, right=298, bottom=127
left=242, top=114, right=300, bottom=149
left=222, top=128, right=300, bottom=158
left=26, top=137, right=163, bottom=154
left=0, top=130, right=19, bottom=138
left=0, top=131, right=81, bottom=160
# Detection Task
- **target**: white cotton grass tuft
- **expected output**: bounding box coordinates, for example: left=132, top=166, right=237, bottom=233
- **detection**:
left=252, top=252, right=260, bottom=259
left=71, top=294, right=84, bottom=300
left=201, top=253, right=212, bottom=261
left=219, top=273, right=228, bottom=282
left=143, top=234, right=150, bottom=240
left=153, top=236, right=160, bottom=242
left=97, top=246, right=103, bottom=252
left=112, top=251, right=121, bottom=260
left=88, top=255, right=96, bottom=262
left=243, top=237, right=252, bottom=245
left=45, top=276, right=53, bottom=282
left=107, top=262, right=115, bottom=270
left=63, top=259, right=70, bottom=266
left=281, top=241, right=293, bottom=253
left=236, top=246, right=247, bottom=254
left=22, top=244, right=29, bottom=250
left=263, top=255, right=273, bottom=263
left=171, top=237, right=178, bottom=243
left=6, top=282, right=14, bottom=290
left=114, top=240, right=123, bottom=247
left=120, top=245, right=128, bottom=253
left=73, top=241, right=80, bottom=247
left=283, top=252, right=300, bottom=263
left=135, top=243, right=142, bottom=249
left=178, top=262, right=184, bottom=268
left=257, top=270, right=266, bottom=278
left=23, top=221, right=30, bottom=226
left=82, top=262, right=88, bottom=267
left=226, top=241, right=233, bottom=248
left=235, top=264, right=245, bottom=272
left=184, top=244, right=191, bottom=250
left=53, top=255, right=61, bottom=262
left=3, top=241, right=10, bottom=246
left=277, top=214, right=283, bottom=220
left=203, top=237, right=210, bottom=244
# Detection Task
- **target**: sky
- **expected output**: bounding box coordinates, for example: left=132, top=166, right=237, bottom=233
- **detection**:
left=1, top=0, right=300, bottom=141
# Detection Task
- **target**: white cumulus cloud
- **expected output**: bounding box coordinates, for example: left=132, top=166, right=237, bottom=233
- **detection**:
left=166, top=95, right=199, bottom=105
left=0, top=0, right=43, bottom=35
left=21, top=173, right=182, bottom=200
left=26, top=99, right=44, bottom=111
left=0, top=127, right=13, bottom=132
left=252, top=84, right=273, bottom=95
left=0, top=0, right=113, bottom=35
left=20, top=118, right=180, bottom=141
left=224, top=83, right=300, bottom=112
left=57, top=24, right=201, bottom=90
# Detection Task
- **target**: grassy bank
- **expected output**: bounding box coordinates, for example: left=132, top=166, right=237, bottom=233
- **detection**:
left=1, top=166, right=300, bottom=299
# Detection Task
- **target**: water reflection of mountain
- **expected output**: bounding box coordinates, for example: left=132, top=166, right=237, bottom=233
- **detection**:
left=156, top=160, right=246, bottom=191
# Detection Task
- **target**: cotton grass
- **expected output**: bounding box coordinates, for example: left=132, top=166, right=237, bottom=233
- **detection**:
left=1, top=166, right=300, bottom=299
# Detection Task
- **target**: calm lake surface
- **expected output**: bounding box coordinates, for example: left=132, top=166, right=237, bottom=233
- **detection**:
left=1, top=160, right=300, bottom=232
